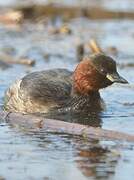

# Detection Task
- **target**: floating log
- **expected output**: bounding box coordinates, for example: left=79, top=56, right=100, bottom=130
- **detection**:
left=0, top=11, right=23, bottom=24
left=15, top=5, right=134, bottom=20
left=1, top=111, right=134, bottom=142
left=0, top=54, right=35, bottom=66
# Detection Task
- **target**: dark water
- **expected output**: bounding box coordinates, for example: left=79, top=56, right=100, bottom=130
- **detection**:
left=0, top=1, right=134, bottom=179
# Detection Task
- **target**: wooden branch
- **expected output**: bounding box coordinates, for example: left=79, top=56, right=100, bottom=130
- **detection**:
left=16, top=5, right=134, bottom=20
left=0, top=54, right=35, bottom=66
left=1, top=111, right=134, bottom=142
left=0, top=11, right=23, bottom=24
left=88, top=39, right=103, bottom=54
left=89, top=39, right=119, bottom=56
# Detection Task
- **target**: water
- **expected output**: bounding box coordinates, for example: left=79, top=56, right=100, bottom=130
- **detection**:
left=0, top=2, right=134, bottom=180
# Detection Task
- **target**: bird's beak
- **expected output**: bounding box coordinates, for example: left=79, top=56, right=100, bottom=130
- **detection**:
left=106, top=72, right=128, bottom=84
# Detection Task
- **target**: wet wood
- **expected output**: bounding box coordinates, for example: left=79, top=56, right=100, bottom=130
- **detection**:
left=89, top=39, right=119, bottom=56
left=50, top=24, right=72, bottom=34
left=89, top=39, right=103, bottom=54
left=15, top=5, right=134, bottom=20
left=0, top=11, right=23, bottom=24
left=1, top=111, right=134, bottom=142
left=0, top=54, right=35, bottom=66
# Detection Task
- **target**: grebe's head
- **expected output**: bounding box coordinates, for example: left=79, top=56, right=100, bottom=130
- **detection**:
left=73, top=53, right=128, bottom=95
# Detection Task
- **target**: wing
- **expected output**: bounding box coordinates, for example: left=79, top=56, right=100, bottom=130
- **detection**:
left=20, top=69, right=73, bottom=105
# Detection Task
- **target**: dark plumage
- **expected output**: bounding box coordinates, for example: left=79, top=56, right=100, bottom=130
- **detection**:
left=21, top=69, right=72, bottom=105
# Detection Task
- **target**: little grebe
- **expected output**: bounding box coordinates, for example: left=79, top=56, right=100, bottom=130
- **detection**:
left=4, top=53, right=128, bottom=113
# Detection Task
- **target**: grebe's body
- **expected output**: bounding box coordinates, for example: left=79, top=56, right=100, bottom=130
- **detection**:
left=4, top=53, right=127, bottom=113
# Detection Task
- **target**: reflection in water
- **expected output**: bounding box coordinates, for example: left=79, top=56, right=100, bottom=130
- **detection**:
left=17, top=107, right=120, bottom=179
left=9, top=120, right=120, bottom=180
left=38, top=109, right=103, bottom=127
left=74, top=139, right=120, bottom=179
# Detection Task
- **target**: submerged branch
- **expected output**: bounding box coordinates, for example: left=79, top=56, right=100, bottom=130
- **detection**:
left=0, top=111, right=134, bottom=142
